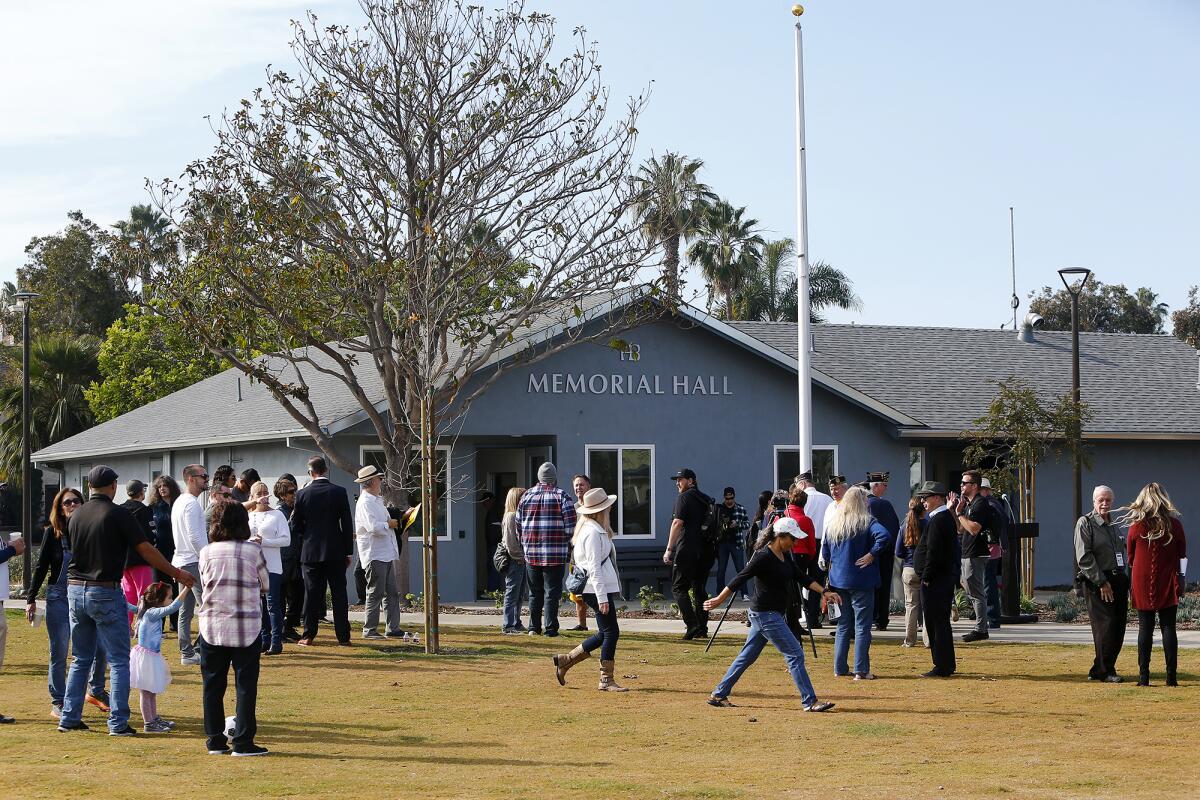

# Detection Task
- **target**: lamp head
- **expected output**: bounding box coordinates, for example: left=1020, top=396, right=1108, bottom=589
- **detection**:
left=1057, top=266, right=1092, bottom=296
left=13, top=291, right=38, bottom=303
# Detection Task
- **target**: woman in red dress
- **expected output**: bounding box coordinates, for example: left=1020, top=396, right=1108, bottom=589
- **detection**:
left=1125, top=482, right=1187, bottom=687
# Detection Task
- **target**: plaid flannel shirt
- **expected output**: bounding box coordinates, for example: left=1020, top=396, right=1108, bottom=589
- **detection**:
left=198, top=539, right=269, bottom=649
left=516, top=483, right=576, bottom=567
left=722, top=502, right=750, bottom=547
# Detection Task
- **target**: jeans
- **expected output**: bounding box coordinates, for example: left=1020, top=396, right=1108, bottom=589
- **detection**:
left=363, top=559, right=401, bottom=636
left=715, top=541, right=747, bottom=598
left=45, top=586, right=107, bottom=705
left=260, top=572, right=284, bottom=650
left=282, top=556, right=304, bottom=629
left=713, top=610, right=818, bottom=706
left=199, top=635, right=261, bottom=751
left=901, top=567, right=928, bottom=647
left=985, top=558, right=1002, bottom=627
left=961, top=556, right=989, bottom=633
left=833, top=587, right=874, bottom=676
left=526, top=563, right=564, bottom=634
left=581, top=592, right=621, bottom=661
left=61, top=585, right=133, bottom=732
left=177, top=562, right=204, bottom=658
left=502, top=560, right=528, bottom=631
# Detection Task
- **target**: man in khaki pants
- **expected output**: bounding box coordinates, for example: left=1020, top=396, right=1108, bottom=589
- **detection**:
left=0, top=531, right=27, bottom=723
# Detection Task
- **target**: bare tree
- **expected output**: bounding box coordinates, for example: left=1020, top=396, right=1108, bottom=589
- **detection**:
left=116, top=0, right=656, bottom=651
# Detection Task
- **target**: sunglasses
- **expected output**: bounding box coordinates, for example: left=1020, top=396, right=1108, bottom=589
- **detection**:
left=196, top=474, right=210, bottom=481
left=62, top=498, right=82, bottom=507
left=960, top=480, right=976, bottom=485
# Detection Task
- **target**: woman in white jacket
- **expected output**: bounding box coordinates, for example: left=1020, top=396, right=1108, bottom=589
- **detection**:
left=248, top=481, right=291, bottom=655
left=552, top=488, right=627, bottom=692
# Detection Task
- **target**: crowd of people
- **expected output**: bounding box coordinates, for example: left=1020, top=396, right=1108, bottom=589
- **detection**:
left=0, top=454, right=1187, bottom=739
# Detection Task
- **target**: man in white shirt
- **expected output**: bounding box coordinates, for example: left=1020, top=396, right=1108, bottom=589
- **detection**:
left=172, top=464, right=210, bottom=665
left=353, top=466, right=401, bottom=640
left=795, top=470, right=834, bottom=629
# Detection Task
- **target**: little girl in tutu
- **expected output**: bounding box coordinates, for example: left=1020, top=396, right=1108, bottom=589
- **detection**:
left=128, top=582, right=190, bottom=733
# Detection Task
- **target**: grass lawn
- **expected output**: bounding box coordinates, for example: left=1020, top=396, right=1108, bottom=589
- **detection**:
left=1, top=608, right=1197, bottom=798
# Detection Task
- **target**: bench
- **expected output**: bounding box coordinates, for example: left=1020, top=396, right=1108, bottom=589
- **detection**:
left=616, top=551, right=672, bottom=599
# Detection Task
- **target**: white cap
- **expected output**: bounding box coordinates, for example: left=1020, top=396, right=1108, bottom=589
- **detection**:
left=773, top=516, right=807, bottom=539
left=981, top=477, right=992, bottom=489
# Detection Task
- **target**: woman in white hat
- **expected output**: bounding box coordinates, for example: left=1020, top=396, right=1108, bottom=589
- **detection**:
left=702, top=516, right=839, bottom=712
left=552, top=487, right=627, bottom=691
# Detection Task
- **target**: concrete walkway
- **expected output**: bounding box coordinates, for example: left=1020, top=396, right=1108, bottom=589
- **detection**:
left=10, top=599, right=1197, bottom=648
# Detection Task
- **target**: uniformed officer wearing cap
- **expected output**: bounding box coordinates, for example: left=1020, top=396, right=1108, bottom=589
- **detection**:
left=865, top=472, right=900, bottom=632
left=828, top=475, right=848, bottom=505
left=58, top=466, right=195, bottom=735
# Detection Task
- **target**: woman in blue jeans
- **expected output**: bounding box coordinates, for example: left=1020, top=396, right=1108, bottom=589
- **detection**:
left=25, top=487, right=108, bottom=718
left=704, top=517, right=839, bottom=712
left=819, top=486, right=891, bottom=680
left=500, top=487, right=528, bottom=633
left=552, top=488, right=627, bottom=691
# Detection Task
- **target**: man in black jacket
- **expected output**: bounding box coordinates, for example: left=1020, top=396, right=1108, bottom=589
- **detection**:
left=292, top=456, right=355, bottom=647
left=913, top=481, right=957, bottom=678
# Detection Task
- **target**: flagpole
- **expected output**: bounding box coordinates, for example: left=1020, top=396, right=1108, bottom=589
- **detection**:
left=793, top=5, right=813, bottom=474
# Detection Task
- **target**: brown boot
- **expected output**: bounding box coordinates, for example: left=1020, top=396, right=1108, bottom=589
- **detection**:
left=598, top=660, right=629, bottom=692
left=552, top=645, right=590, bottom=685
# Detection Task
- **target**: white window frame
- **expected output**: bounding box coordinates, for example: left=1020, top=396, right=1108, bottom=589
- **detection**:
left=771, top=445, right=840, bottom=488
left=908, top=446, right=927, bottom=493
left=584, top=444, right=656, bottom=540
left=359, top=444, right=451, bottom=542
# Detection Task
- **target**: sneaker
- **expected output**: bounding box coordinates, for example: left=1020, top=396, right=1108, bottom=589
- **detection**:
left=143, top=720, right=172, bottom=733
left=804, top=702, right=835, bottom=712
left=384, top=631, right=405, bottom=639
left=108, top=725, right=138, bottom=737
left=527, top=629, right=543, bottom=636
left=962, top=630, right=989, bottom=643
left=544, top=630, right=559, bottom=638
left=208, top=745, right=231, bottom=755
left=232, top=744, right=269, bottom=757
left=57, top=720, right=90, bottom=732
left=85, top=693, right=110, bottom=713
left=181, top=654, right=201, bottom=666
left=853, top=672, right=877, bottom=681
left=362, top=631, right=386, bottom=640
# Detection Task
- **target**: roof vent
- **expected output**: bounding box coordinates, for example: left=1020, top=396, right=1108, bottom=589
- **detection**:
left=1017, top=312, right=1044, bottom=343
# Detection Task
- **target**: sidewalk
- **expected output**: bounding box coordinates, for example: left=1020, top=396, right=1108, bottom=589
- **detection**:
left=11, top=599, right=1197, bottom=648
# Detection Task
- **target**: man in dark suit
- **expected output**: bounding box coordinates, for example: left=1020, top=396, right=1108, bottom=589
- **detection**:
left=913, top=480, right=958, bottom=678
left=292, top=456, right=355, bottom=647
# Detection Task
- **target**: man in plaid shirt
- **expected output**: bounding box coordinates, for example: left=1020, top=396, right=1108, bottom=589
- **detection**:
left=715, top=487, right=751, bottom=600
left=517, top=462, right=576, bottom=637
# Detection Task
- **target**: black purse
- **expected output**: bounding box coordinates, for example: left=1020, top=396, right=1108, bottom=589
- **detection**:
left=493, top=542, right=511, bottom=574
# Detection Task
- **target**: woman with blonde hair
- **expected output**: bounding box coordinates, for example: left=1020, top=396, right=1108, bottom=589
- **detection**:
left=552, top=488, right=626, bottom=691
left=500, top=487, right=528, bottom=634
left=896, top=497, right=928, bottom=648
left=819, top=486, right=891, bottom=679
left=1125, top=482, right=1186, bottom=686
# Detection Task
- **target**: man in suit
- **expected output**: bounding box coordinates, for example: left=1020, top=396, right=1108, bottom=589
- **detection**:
left=292, top=456, right=355, bottom=647
left=913, top=481, right=958, bottom=678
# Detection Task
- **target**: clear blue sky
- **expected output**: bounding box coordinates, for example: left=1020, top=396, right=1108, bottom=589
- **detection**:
left=2, top=0, right=1196, bottom=328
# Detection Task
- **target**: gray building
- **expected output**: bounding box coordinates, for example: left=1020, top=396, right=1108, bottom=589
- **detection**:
left=32, top=302, right=1200, bottom=601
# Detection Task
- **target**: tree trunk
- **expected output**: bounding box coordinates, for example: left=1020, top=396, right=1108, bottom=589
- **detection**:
left=664, top=233, right=681, bottom=302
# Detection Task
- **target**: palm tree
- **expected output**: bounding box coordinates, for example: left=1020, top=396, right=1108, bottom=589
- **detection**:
left=114, top=204, right=173, bottom=293
left=687, top=200, right=764, bottom=319
left=0, top=333, right=100, bottom=480
left=630, top=153, right=716, bottom=302
left=1134, top=287, right=1169, bottom=332
left=809, top=260, right=862, bottom=323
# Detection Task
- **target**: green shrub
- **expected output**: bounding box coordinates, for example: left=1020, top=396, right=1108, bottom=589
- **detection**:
left=637, top=584, right=664, bottom=613
left=889, top=598, right=905, bottom=615
left=1178, top=595, right=1200, bottom=624
left=1020, top=594, right=1037, bottom=615
left=487, top=589, right=503, bottom=609
left=1047, top=592, right=1083, bottom=623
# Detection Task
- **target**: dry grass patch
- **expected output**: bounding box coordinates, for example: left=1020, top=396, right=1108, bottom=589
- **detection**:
left=0, top=609, right=1197, bottom=798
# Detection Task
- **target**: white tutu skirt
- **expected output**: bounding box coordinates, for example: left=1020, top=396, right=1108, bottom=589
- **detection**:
left=130, top=645, right=172, bottom=695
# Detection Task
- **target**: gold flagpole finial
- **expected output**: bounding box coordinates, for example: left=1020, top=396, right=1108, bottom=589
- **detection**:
left=792, top=4, right=804, bottom=16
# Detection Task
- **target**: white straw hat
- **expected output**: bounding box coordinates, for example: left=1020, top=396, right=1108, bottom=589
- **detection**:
left=576, top=487, right=617, bottom=515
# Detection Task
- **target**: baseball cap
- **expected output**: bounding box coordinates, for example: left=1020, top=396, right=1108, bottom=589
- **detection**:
left=88, top=465, right=119, bottom=489
left=670, top=468, right=697, bottom=481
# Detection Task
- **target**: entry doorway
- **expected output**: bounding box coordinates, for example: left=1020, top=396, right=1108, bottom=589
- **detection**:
left=474, top=444, right=555, bottom=597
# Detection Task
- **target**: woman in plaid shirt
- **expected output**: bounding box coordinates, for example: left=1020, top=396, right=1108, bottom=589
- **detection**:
left=198, top=501, right=270, bottom=756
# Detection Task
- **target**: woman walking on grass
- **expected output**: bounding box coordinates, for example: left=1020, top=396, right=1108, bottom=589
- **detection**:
left=1125, top=482, right=1186, bottom=687
left=704, top=517, right=839, bottom=713
left=500, top=487, right=528, bottom=634
left=820, top=486, right=890, bottom=680
left=552, top=488, right=627, bottom=691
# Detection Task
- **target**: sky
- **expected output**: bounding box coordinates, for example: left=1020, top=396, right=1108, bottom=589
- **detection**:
left=2, top=0, right=1197, bottom=329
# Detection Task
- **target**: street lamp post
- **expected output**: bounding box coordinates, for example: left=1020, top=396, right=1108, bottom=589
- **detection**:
left=13, top=290, right=38, bottom=595
left=1057, top=267, right=1091, bottom=525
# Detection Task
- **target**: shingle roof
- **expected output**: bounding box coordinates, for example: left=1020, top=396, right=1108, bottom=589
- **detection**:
left=729, top=321, right=1200, bottom=436
left=33, top=309, right=1200, bottom=462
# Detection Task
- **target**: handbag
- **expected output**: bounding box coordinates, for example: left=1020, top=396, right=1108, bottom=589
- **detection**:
left=493, top=542, right=511, bottom=574
left=565, top=550, right=613, bottom=595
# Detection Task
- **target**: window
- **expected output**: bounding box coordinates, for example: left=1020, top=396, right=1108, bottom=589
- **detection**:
left=772, top=446, right=838, bottom=491
left=585, top=445, right=655, bottom=539
left=909, top=447, right=925, bottom=494
left=150, top=457, right=164, bottom=483
left=359, top=445, right=451, bottom=541
left=80, top=464, right=93, bottom=496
